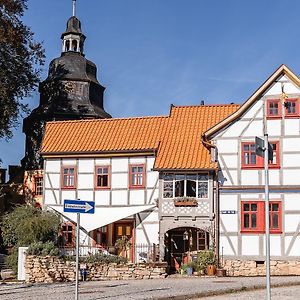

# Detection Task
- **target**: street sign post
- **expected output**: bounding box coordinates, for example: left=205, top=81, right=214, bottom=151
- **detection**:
left=63, top=199, right=95, bottom=300
left=255, top=136, right=271, bottom=300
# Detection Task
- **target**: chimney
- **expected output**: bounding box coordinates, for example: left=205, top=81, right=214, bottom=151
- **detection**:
left=200, top=100, right=205, bottom=105
left=0, top=168, right=6, bottom=184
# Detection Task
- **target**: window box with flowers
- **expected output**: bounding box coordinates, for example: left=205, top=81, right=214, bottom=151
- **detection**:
left=174, top=197, right=198, bottom=207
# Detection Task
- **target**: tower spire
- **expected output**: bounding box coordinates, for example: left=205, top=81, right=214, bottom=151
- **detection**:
left=72, top=0, right=76, bottom=17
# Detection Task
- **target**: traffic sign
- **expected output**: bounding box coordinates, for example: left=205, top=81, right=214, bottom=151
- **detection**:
left=255, top=136, right=273, bottom=161
left=63, top=199, right=95, bottom=214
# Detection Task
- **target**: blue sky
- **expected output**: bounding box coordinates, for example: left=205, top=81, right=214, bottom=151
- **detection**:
left=2, top=0, right=300, bottom=170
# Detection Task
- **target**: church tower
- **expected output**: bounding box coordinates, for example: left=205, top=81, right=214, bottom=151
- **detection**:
left=22, top=2, right=111, bottom=170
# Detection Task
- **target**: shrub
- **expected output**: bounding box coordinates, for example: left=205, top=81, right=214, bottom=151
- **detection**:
left=27, top=241, right=59, bottom=256
left=1, top=205, right=61, bottom=247
left=196, top=250, right=216, bottom=272
left=1, top=205, right=61, bottom=272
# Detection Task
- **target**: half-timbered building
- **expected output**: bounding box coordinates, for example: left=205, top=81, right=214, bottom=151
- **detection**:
left=41, top=104, right=238, bottom=265
left=203, top=65, right=300, bottom=274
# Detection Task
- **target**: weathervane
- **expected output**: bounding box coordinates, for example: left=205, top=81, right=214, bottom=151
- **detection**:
left=72, top=0, right=76, bottom=17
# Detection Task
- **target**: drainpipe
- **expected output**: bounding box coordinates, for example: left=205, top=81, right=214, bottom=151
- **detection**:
left=215, top=172, right=220, bottom=267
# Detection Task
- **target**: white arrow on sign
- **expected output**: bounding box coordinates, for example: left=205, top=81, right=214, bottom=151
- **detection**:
left=85, top=202, right=93, bottom=213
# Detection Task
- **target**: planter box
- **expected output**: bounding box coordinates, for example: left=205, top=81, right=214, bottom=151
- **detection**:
left=174, top=200, right=198, bottom=207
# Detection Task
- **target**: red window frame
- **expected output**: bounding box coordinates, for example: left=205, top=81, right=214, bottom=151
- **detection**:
left=95, top=166, right=110, bottom=189
left=241, top=201, right=265, bottom=233
left=129, top=164, right=145, bottom=189
left=241, top=142, right=263, bottom=169
left=241, top=201, right=282, bottom=234
left=91, top=226, right=108, bottom=247
left=267, top=99, right=281, bottom=119
left=241, top=141, right=280, bottom=169
left=268, top=141, right=280, bottom=169
left=284, top=98, right=299, bottom=118
left=61, top=166, right=76, bottom=189
left=34, top=176, right=43, bottom=196
left=269, top=201, right=282, bottom=233
left=60, top=222, right=75, bottom=247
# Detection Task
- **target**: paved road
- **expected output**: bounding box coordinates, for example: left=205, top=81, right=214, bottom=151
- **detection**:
left=202, top=285, right=300, bottom=299
left=1, top=276, right=300, bottom=300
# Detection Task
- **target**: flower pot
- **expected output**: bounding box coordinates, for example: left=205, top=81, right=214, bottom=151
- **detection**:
left=206, top=265, right=216, bottom=276
left=216, top=268, right=227, bottom=277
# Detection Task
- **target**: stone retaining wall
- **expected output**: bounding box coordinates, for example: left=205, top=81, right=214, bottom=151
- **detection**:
left=25, top=256, right=167, bottom=283
left=224, top=260, right=300, bottom=276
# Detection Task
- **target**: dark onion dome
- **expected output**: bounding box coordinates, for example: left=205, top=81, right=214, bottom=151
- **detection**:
left=47, top=52, right=99, bottom=85
left=61, top=16, right=84, bottom=37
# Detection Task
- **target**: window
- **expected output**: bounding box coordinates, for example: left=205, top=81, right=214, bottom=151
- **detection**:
left=59, top=222, right=75, bottom=247
left=198, top=174, right=209, bottom=198
left=241, top=142, right=280, bottom=169
left=241, top=142, right=263, bottom=168
left=163, top=173, right=209, bottom=199
left=267, top=99, right=281, bottom=118
left=269, top=142, right=280, bottom=168
left=129, top=164, right=145, bottom=188
left=62, top=167, right=76, bottom=189
left=241, top=201, right=282, bottom=233
left=284, top=98, right=299, bottom=117
left=269, top=202, right=281, bottom=233
left=92, top=226, right=108, bottom=246
left=95, top=166, right=110, bottom=189
left=163, top=174, right=174, bottom=198
left=34, top=177, right=43, bottom=196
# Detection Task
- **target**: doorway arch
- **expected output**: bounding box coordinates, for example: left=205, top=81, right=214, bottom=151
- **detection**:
left=165, top=227, right=209, bottom=273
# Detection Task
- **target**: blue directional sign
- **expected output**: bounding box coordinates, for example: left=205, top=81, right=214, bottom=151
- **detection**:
left=64, top=199, right=95, bottom=214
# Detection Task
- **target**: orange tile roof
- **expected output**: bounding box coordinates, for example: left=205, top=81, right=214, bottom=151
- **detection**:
left=41, top=104, right=239, bottom=169
left=41, top=116, right=167, bottom=154
left=153, top=104, right=239, bottom=170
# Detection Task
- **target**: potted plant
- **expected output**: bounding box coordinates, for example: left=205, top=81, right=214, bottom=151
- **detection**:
left=179, top=261, right=196, bottom=275
left=196, top=250, right=216, bottom=276
left=115, top=235, right=132, bottom=259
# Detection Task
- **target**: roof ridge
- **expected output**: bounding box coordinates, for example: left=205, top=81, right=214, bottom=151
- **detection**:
left=46, top=115, right=168, bottom=125
left=171, top=103, right=240, bottom=108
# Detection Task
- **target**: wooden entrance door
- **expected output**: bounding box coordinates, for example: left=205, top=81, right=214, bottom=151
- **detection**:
left=114, top=222, right=133, bottom=243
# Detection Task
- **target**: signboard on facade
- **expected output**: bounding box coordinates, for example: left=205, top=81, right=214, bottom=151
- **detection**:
left=220, top=210, right=237, bottom=214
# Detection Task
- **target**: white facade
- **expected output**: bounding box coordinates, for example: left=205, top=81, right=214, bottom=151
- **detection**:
left=43, top=155, right=159, bottom=262
left=213, top=74, right=300, bottom=260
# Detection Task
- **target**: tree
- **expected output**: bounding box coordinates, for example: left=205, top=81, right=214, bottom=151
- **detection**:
left=1, top=205, right=61, bottom=248
left=0, top=0, right=45, bottom=140
left=0, top=205, right=61, bottom=272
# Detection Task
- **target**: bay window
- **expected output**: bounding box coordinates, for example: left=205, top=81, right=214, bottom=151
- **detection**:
left=163, top=173, right=208, bottom=199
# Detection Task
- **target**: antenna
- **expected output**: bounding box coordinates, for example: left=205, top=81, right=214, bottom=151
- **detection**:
left=72, top=0, right=76, bottom=17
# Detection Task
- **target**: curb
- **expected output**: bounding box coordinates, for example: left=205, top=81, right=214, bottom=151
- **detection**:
left=154, top=280, right=300, bottom=300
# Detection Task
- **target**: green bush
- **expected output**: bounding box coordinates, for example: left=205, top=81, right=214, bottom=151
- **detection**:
left=1, top=205, right=61, bottom=247
left=196, top=250, right=216, bottom=272
left=27, top=241, right=59, bottom=256
left=5, top=249, right=18, bottom=274
left=1, top=205, right=61, bottom=272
